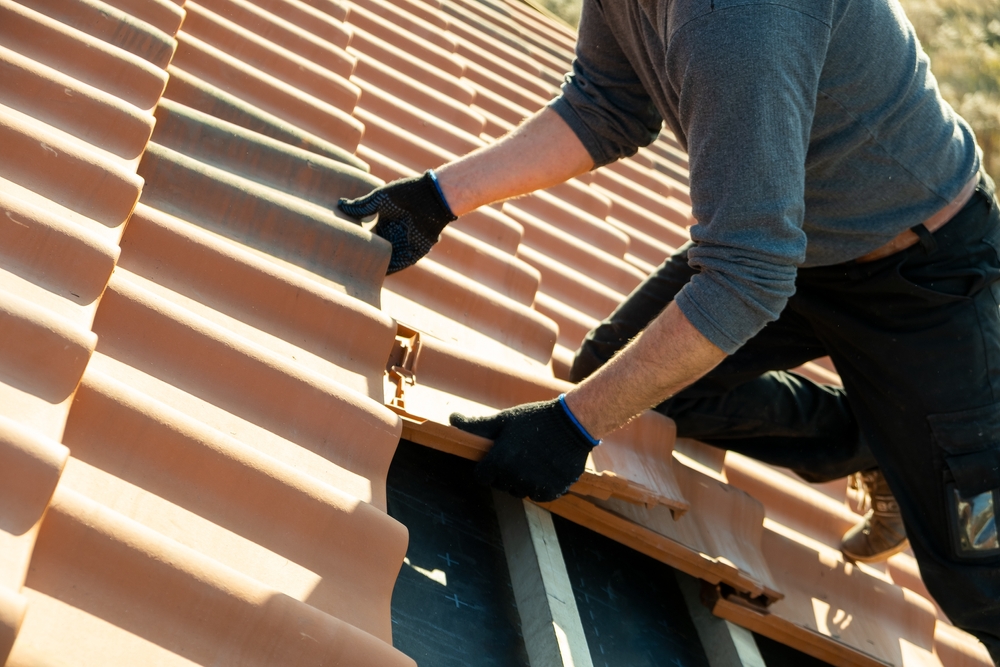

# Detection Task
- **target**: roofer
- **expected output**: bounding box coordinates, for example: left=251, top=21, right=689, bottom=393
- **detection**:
left=339, top=0, right=1000, bottom=658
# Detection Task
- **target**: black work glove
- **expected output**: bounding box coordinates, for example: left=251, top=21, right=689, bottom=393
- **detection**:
left=450, top=397, right=599, bottom=502
left=337, top=170, right=457, bottom=274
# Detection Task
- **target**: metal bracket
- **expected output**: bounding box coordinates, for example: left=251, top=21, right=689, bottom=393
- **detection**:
left=386, top=324, right=422, bottom=410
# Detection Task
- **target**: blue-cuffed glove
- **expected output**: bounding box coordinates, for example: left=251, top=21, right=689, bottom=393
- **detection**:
left=450, top=395, right=600, bottom=502
left=337, top=170, right=456, bottom=274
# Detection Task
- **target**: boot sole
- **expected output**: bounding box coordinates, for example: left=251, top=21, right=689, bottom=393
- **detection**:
left=841, top=537, right=910, bottom=564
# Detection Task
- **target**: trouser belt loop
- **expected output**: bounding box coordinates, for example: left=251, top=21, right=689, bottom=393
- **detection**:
left=910, top=222, right=938, bottom=255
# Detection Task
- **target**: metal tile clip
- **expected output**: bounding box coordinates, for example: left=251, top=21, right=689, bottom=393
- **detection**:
left=386, top=324, right=422, bottom=410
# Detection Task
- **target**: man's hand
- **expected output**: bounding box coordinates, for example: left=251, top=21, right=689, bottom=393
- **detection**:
left=337, top=171, right=456, bottom=274
left=450, top=397, right=599, bottom=502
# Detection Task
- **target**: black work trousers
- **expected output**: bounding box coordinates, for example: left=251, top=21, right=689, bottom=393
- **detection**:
left=571, top=173, right=1000, bottom=659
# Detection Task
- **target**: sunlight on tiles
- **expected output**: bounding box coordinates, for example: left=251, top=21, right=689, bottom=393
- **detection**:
left=763, top=517, right=893, bottom=583
left=898, top=636, right=941, bottom=666
left=62, top=458, right=324, bottom=600
left=10, top=589, right=202, bottom=667
left=812, top=598, right=853, bottom=638
left=403, top=557, right=447, bottom=586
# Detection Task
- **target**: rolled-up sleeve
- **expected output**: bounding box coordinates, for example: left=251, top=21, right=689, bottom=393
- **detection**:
left=548, top=0, right=662, bottom=167
left=667, top=5, right=830, bottom=353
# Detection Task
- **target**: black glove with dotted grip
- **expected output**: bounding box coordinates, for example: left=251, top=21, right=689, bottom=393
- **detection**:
left=337, top=171, right=457, bottom=274
left=450, top=398, right=598, bottom=502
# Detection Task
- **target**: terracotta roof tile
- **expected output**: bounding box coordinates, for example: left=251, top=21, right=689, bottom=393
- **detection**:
left=99, top=0, right=186, bottom=35
left=162, top=65, right=365, bottom=165
left=22, top=0, right=178, bottom=68
left=195, top=0, right=353, bottom=71
left=171, top=33, right=363, bottom=149
left=3, top=0, right=992, bottom=662
left=0, top=0, right=168, bottom=109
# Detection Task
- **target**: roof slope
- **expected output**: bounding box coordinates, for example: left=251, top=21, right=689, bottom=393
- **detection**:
left=0, top=0, right=993, bottom=665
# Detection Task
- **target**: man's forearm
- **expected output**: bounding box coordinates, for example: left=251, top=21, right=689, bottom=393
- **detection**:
left=435, top=107, right=594, bottom=216
left=565, top=302, right=727, bottom=438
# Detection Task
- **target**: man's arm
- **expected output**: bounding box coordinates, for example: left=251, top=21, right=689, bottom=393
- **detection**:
left=435, top=107, right=594, bottom=216
left=450, top=300, right=726, bottom=502
left=564, top=301, right=726, bottom=438
left=337, top=108, right=594, bottom=272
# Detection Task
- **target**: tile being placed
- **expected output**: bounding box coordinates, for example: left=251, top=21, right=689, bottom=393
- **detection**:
left=538, top=462, right=782, bottom=605
left=382, top=326, right=687, bottom=511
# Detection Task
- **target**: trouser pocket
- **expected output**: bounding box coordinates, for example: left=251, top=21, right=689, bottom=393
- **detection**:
left=929, top=404, right=1000, bottom=559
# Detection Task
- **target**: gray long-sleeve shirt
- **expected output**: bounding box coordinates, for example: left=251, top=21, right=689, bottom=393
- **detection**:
left=549, top=0, right=981, bottom=353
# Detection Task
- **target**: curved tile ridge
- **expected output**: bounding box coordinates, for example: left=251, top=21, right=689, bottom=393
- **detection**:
left=171, top=32, right=364, bottom=151
left=351, top=56, right=486, bottom=135
left=540, top=459, right=781, bottom=603
left=63, top=369, right=408, bottom=641
left=711, top=520, right=941, bottom=666
left=0, top=587, right=26, bottom=666
left=99, top=0, right=186, bottom=36
left=507, top=190, right=629, bottom=256
left=347, top=6, right=467, bottom=80
left=0, top=418, right=67, bottom=664
left=92, top=270, right=402, bottom=508
left=501, top=202, right=645, bottom=296
left=533, top=291, right=600, bottom=355
left=0, top=0, right=167, bottom=110
left=0, top=407, right=69, bottom=665
left=0, top=44, right=155, bottom=161
left=249, top=0, right=353, bottom=51
left=450, top=205, right=525, bottom=255
left=383, top=257, right=558, bottom=364
left=7, top=486, right=416, bottom=667
left=355, top=79, right=485, bottom=157
left=445, top=0, right=570, bottom=73
left=181, top=1, right=360, bottom=111
left=517, top=244, right=627, bottom=322
left=347, top=34, right=476, bottom=106
left=935, top=622, right=995, bottom=667
left=162, top=66, right=366, bottom=166
left=0, top=187, right=119, bottom=306
left=382, top=327, right=686, bottom=510
left=427, top=226, right=541, bottom=306
left=121, top=203, right=396, bottom=399
left=0, top=103, right=143, bottom=230
left=150, top=99, right=376, bottom=201
left=501, top=0, right=578, bottom=48
left=194, top=0, right=354, bottom=76
left=20, top=0, right=178, bottom=69
left=137, top=141, right=388, bottom=305
left=356, top=106, right=459, bottom=175
left=348, top=0, right=452, bottom=50
left=0, top=416, right=69, bottom=542
left=0, top=287, right=96, bottom=406
left=442, top=1, right=557, bottom=82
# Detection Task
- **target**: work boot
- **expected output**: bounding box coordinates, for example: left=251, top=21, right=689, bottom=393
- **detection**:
left=841, top=469, right=909, bottom=563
